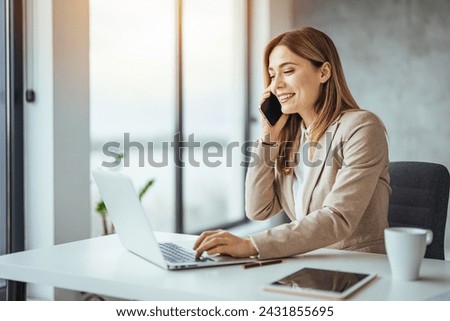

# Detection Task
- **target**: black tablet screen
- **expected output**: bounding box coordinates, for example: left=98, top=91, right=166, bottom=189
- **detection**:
left=272, top=267, right=370, bottom=293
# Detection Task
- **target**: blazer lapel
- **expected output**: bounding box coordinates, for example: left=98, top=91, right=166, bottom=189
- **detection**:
left=301, top=120, right=340, bottom=217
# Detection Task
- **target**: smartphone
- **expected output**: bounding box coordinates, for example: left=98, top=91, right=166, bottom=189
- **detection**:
left=260, top=93, right=283, bottom=126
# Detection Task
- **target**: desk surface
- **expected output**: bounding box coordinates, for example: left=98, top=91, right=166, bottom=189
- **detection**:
left=0, top=232, right=449, bottom=301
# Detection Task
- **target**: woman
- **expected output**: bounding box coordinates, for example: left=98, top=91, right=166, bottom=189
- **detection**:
left=194, top=27, right=390, bottom=260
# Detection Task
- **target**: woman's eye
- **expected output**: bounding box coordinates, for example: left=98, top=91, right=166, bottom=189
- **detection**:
left=284, top=69, right=294, bottom=74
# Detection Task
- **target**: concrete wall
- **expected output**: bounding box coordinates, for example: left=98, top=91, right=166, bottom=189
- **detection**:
left=293, top=0, right=450, bottom=167
left=287, top=0, right=450, bottom=257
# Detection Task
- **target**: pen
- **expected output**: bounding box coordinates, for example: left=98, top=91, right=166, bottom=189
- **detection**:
left=242, top=259, right=283, bottom=269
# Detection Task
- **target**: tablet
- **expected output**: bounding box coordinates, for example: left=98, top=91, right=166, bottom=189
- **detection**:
left=264, top=267, right=376, bottom=300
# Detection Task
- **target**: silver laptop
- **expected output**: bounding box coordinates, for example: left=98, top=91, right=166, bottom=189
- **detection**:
left=92, top=169, right=256, bottom=270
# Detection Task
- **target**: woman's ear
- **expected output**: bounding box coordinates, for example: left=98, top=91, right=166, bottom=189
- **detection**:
left=319, top=62, right=331, bottom=83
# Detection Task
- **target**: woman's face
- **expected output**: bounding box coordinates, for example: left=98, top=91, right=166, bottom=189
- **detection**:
left=268, top=45, right=328, bottom=121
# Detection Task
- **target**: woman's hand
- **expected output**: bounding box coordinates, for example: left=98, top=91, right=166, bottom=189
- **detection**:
left=193, top=230, right=258, bottom=259
left=259, top=87, right=289, bottom=143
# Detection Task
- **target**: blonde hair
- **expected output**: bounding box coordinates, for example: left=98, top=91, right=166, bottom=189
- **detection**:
left=263, top=27, right=360, bottom=175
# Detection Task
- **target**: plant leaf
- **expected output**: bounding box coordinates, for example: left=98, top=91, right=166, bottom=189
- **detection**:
left=138, top=179, right=155, bottom=200
left=96, top=200, right=107, bottom=216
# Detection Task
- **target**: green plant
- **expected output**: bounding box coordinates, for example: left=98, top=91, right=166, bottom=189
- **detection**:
left=96, top=177, right=155, bottom=235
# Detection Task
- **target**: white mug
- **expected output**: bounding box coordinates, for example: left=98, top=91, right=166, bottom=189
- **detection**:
left=384, top=227, right=433, bottom=281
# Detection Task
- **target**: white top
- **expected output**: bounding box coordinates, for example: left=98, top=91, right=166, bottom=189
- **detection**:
left=293, top=122, right=312, bottom=219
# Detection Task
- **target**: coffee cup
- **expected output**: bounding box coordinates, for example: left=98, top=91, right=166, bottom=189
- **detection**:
left=384, top=227, right=433, bottom=281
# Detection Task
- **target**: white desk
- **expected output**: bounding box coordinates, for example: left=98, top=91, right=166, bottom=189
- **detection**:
left=0, top=232, right=449, bottom=301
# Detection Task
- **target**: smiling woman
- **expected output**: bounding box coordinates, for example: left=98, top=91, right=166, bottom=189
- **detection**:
left=194, top=27, right=390, bottom=260
left=267, top=46, right=330, bottom=126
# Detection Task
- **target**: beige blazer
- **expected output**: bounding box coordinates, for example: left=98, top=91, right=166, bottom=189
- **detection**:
left=246, top=110, right=390, bottom=260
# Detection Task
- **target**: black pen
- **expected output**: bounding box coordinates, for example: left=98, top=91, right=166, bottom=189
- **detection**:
left=242, top=259, right=283, bottom=269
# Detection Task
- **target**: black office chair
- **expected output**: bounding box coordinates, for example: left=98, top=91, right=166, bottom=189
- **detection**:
left=388, top=161, right=450, bottom=260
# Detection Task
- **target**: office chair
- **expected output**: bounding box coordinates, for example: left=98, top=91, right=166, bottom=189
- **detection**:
left=388, top=161, right=450, bottom=260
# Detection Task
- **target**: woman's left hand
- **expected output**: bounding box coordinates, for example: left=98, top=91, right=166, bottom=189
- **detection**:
left=193, top=230, right=258, bottom=259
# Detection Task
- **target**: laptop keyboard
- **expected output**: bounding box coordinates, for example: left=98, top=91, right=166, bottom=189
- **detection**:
left=158, top=242, right=198, bottom=263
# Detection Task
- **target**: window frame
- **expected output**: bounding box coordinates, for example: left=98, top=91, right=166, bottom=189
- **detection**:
left=1, top=0, right=26, bottom=301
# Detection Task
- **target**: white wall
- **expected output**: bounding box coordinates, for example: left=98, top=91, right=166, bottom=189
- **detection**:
left=24, top=0, right=90, bottom=300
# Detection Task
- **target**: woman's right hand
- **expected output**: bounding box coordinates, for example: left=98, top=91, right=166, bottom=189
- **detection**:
left=258, top=88, right=289, bottom=143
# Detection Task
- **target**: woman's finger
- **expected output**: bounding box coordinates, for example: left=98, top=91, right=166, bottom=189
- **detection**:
left=196, top=235, right=227, bottom=254
left=193, top=230, right=221, bottom=250
left=259, top=92, right=271, bottom=106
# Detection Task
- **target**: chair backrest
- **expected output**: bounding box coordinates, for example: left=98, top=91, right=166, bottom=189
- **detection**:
left=388, top=161, right=450, bottom=260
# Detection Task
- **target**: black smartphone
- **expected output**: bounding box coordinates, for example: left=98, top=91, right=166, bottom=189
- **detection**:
left=260, top=93, right=283, bottom=126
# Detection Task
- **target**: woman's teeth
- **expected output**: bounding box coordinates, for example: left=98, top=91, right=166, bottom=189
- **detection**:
left=278, top=93, right=294, bottom=102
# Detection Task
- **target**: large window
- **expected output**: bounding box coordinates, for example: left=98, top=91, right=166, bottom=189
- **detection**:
left=183, top=0, right=247, bottom=232
left=90, top=0, right=248, bottom=235
left=90, top=0, right=176, bottom=235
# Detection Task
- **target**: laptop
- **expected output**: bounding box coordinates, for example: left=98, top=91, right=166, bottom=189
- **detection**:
left=92, top=169, right=256, bottom=270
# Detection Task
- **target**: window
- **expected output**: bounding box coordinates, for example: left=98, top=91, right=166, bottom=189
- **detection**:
left=90, top=0, right=176, bottom=234
left=90, top=0, right=248, bottom=235
left=183, top=0, right=247, bottom=232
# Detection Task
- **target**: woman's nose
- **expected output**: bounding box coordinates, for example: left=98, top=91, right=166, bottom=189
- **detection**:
left=271, top=75, right=284, bottom=92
